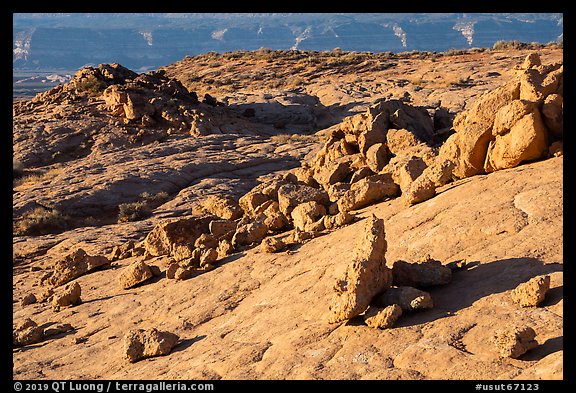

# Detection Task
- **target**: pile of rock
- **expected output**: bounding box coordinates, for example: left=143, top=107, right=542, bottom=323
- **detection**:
left=289, top=52, right=562, bottom=208
left=295, top=99, right=440, bottom=211
left=414, top=52, right=563, bottom=204
left=328, top=216, right=448, bottom=329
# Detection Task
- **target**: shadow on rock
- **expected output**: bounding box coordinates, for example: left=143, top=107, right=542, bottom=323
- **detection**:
left=171, top=335, right=207, bottom=354
left=396, top=257, right=563, bottom=328
left=520, top=335, right=563, bottom=361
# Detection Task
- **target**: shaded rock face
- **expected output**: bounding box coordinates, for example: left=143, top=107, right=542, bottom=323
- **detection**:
left=123, top=328, right=179, bottom=363
left=372, top=286, right=433, bottom=311
left=391, top=257, right=452, bottom=287
left=329, top=215, right=392, bottom=323
left=511, top=275, right=550, bottom=307
left=45, top=248, right=109, bottom=288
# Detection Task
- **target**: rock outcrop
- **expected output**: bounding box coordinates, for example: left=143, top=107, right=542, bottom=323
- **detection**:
left=328, top=215, right=392, bottom=323
left=438, top=52, right=562, bottom=179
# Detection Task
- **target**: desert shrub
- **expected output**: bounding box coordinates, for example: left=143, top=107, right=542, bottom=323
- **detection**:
left=117, top=191, right=169, bottom=223
left=14, top=207, right=69, bottom=236
left=117, top=201, right=152, bottom=223
left=492, top=40, right=538, bottom=50
left=139, top=191, right=169, bottom=207
left=74, top=77, right=106, bottom=96
left=13, top=166, right=63, bottom=188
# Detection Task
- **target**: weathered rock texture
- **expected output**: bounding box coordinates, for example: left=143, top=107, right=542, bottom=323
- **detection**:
left=118, top=260, right=155, bottom=289
left=492, top=326, right=538, bottom=358
left=363, top=304, right=402, bottom=329
left=328, top=215, right=392, bottom=323
left=123, top=328, right=180, bottom=363
left=511, top=275, right=550, bottom=307
left=44, top=249, right=109, bottom=288
left=51, top=281, right=82, bottom=308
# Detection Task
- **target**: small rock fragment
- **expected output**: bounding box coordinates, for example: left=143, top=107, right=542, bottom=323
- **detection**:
left=492, top=326, right=538, bottom=358
left=118, top=260, right=154, bottom=289
left=123, top=328, right=180, bottom=363
left=13, top=318, right=44, bottom=347
left=52, top=281, right=82, bottom=309
left=21, top=293, right=37, bottom=306
left=511, top=275, right=550, bottom=307
left=363, top=304, right=402, bottom=329
left=260, top=236, right=286, bottom=253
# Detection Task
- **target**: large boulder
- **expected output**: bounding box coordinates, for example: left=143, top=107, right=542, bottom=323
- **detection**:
left=313, top=158, right=352, bottom=188
left=402, top=159, right=455, bottom=205
left=143, top=216, right=214, bottom=258
left=541, top=93, right=563, bottom=138
left=438, top=79, right=521, bottom=179
left=365, top=143, right=389, bottom=173
left=118, top=260, right=155, bottom=289
left=328, top=215, right=392, bottom=323
left=484, top=111, right=548, bottom=173
left=232, top=220, right=269, bottom=247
